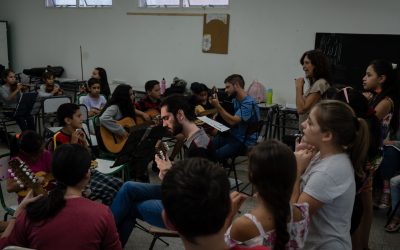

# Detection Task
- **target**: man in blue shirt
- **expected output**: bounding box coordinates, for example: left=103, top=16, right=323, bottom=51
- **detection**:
left=210, top=74, right=260, bottom=162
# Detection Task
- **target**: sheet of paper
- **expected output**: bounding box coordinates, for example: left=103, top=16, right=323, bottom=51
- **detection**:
left=197, top=116, right=230, bottom=132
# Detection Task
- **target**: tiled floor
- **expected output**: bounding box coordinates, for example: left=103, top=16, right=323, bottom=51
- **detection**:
left=0, top=147, right=399, bottom=249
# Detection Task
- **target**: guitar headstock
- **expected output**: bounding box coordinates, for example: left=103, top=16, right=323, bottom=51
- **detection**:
left=8, top=158, right=46, bottom=196
left=155, top=140, right=169, bottom=161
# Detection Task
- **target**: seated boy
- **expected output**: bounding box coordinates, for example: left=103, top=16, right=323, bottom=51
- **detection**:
left=134, top=80, right=161, bottom=122
left=161, top=158, right=268, bottom=250
left=81, top=78, right=107, bottom=117
left=50, top=103, right=122, bottom=205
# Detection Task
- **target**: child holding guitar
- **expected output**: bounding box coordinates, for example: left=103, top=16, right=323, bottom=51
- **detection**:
left=99, top=84, right=136, bottom=141
left=7, top=130, right=53, bottom=203
left=134, top=80, right=161, bottom=124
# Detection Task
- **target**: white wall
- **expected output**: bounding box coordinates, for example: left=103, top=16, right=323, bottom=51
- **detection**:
left=1, top=0, right=400, bottom=104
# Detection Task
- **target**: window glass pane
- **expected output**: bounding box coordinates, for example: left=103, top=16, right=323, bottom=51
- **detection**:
left=53, top=0, right=77, bottom=6
left=80, top=0, right=112, bottom=6
left=183, top=0, right=228, bottom=6
left=145, top=0, right=180, bottom=6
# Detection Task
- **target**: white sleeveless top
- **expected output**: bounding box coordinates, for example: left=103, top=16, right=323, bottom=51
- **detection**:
left=225, top=203, right=310, bottom=249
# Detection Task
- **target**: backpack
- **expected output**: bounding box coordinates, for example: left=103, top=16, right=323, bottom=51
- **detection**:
left=247, top=80, right=266, bottom=103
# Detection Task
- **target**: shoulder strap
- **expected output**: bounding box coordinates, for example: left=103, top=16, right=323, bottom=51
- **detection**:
left=52, top=131, right=61, bottom=150
left=243, top=213, right=267, bottom=237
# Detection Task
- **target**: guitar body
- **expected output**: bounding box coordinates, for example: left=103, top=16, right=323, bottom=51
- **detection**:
left=135, top=109, right=161, bottom=125
left=100, top=117, right=135, bottom=153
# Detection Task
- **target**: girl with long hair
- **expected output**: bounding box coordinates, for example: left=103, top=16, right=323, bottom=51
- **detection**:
left=226, top=140, right=310, bottom=250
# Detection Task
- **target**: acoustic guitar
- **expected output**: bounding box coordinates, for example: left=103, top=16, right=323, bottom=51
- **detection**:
left=100, top=117, right=136, bottom=154
left=8, top=158, right=55, bottom=197
left=155, top=140, right=170, bottom=161
left=135, top=109, right=161, bottom=125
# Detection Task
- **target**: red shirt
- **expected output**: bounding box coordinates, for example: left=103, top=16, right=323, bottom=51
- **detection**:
left=0, top=197, right=121, bottom=250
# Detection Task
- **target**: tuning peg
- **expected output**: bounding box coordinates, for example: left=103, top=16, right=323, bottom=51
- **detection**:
left=10, top=173, right=15, bottom=177
left=7, top=169, right=11, bottom=173
left=13, top=177, right=18, bottom=181
left=19, top=184, right=24, bottom=188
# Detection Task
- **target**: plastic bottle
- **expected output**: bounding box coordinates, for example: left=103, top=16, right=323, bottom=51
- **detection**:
left=267, top=88, right=273, bottom=105
left=161, top=78, right=166, bottom=95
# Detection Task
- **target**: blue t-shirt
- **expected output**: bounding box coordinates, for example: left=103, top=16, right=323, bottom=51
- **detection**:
left=231, top=95, right=260, bottom=146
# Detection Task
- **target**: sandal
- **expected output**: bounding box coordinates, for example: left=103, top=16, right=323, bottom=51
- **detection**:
left=378, top=192, right=391, bottom=209
left=385, top=217, right=400, bottom=233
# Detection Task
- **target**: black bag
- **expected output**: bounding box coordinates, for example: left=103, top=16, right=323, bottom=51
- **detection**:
left=23, top=65, right=64, bottom=78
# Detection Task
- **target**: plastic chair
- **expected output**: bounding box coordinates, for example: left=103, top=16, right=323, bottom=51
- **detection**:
left=38, top=96, right=71, bottom=136
left=0, top=153, right=17, bottom=220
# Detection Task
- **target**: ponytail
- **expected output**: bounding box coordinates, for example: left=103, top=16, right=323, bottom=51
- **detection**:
left=267, top=199, right=290, bottom=250
left=248, top=140, right=297, bottom=250
left=348, top=118, right=369, bottom=177
left=25, top=183, right=67, bottom=221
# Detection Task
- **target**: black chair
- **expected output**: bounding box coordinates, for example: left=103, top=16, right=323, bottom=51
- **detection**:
left=225, top=120, right=265, bottom=192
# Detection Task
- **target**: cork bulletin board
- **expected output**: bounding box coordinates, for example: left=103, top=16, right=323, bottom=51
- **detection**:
left=202, top=14, right=230, bottom=54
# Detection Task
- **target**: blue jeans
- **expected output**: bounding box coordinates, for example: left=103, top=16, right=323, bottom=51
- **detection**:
left=390, top=175, right=400, bottom=216
left=110, top=181, right=164, bottom=246
left=380, top=146, right=400, bottom=179
left=212, top=135, right=243, bottom=162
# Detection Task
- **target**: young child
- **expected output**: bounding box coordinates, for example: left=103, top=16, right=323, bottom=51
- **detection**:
left=291, top=100, right=369, bottom=249
left=226, top=140, right=310, bottom=249
left=0, top=69, right=34, bottom=131
left=52, top=103, right=122, bottom=205
left=81, top=78, right=107, bottom=117
left=161, top=158, right=268, bottom=250
left=332, top=87, right=382, bottom=250
left=135, top=80, right=161, bottom=122
left=7, top=130, right=52, bottom=203
left=362, top=59, right=400, bottom=209
left=38, top=71, right=63, bottom=98
left=0, top=144, right=121, bottom=250
left=91, top=67, right=110, bottom=99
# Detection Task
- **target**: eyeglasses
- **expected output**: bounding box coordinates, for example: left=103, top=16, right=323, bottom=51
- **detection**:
left=340, top=87, right=352, bottom=104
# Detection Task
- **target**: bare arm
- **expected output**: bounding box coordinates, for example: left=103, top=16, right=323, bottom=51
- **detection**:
left=374, top=98, right=392, bottom=120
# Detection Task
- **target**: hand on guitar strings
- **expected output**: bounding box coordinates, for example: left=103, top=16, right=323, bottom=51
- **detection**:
left=154, top=154, right=172, bottom=181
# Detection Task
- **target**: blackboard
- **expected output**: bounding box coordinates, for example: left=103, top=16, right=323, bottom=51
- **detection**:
left=315, top=32, right=400, bottom=89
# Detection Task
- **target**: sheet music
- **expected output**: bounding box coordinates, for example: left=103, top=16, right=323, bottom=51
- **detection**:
left=197, top=116, right=230, bottom=132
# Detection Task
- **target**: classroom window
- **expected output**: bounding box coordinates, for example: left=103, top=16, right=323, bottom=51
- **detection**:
left=139, top=0, right=229, bottom=8
left=45, top=0, right=112, bottom=8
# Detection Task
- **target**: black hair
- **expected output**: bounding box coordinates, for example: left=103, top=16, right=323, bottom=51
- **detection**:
left=224, top=74, right=245, bottom=88
left=248, top=140, right=296, bottom=250
left=10, top=130, right=43, bottom=158
left=160, top=94, right=196, bottom=121
left=161, top=158, right=230, bottom=244
left=368, top=59, right=400, bottom=134
left=1, top=69, right=14, bottom=82
left=94, top=67, right=110, bottom=98
left=57, top=103, right=80, bottom=127
left=87, top=77, right=101, bottom=88
left=190, top=82, right=209, bottom=95
left=42, top=71, right=54, bottom=81
left=26, top=144, right=91, bottom=221
left=145, top=80, right=160, bottom=92
left=333, top=88, right=381, bottom=165
left=300, top=49, right=332, bottom=84
left=102, top=84, right=135, bottom=119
